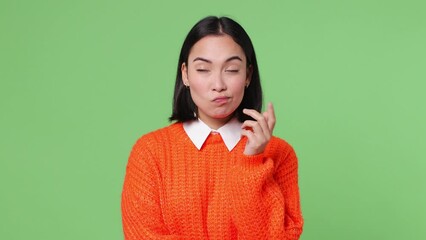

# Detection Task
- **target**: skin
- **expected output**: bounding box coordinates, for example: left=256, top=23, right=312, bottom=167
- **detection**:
left=181, top=34, right=275, bottom=155
left=241, top=102, right=275, bottom=155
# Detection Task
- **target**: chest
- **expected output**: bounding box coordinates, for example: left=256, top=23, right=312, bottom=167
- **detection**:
left=159, top=144, right=238, bottom=236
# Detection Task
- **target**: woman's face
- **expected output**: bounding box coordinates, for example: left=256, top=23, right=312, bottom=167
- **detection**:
left=182, top=34, right=251, bottom=129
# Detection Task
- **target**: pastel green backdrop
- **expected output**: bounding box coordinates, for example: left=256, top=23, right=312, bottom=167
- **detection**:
left=1, top=0, right=425, bottom=239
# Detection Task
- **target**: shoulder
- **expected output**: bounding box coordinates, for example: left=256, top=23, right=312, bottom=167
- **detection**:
left=266, top=136, right=298, bottom=161
left=268, top=136, right=296, bottom=153
left=129, top=123, right=183, bottom=157
left=133, top=123, right=183, bottom=149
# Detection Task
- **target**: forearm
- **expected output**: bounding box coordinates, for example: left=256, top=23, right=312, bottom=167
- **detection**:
left=228, top=154, right=303, bottom=239
left=121, top=140, right=190, bottom=240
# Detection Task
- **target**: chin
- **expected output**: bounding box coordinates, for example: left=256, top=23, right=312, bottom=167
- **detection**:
left=211, top=111, right=235, bottom=120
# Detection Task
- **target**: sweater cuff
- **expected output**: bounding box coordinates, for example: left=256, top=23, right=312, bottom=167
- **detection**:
left=234, top=153, right=265, bottom=168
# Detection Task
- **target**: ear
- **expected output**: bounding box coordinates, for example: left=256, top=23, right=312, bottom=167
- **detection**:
left=181, top=62, right=189, bottom=86
left=246, top=65, right=253, bottom=87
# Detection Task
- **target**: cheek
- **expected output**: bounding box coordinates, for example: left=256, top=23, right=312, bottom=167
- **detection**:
left=187, top=72, right=208, bottom=91
left=187, top=83, right=209, bottom=106
left=229, top=78, right=247, bottom=96
left=188, top=82, right=207, bottom=97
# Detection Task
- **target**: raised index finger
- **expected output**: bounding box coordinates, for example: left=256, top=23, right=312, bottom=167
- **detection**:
left=266, top=102, right=276, bottom=130
left=242, top=108, right=264, bottom=121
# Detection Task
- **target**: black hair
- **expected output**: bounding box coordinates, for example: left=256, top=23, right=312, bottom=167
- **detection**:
left=169, top=16, right=262, bottom=122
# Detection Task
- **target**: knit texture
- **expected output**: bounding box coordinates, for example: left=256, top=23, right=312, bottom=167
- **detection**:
left=121, top=123, right=303, bottom=240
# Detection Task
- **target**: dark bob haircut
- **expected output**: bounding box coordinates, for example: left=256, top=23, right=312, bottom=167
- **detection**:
left=169, top=16, right=262, bottom=123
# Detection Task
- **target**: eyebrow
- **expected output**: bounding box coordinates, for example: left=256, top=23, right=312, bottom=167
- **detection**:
left=192, top=56, right=243, bottom=63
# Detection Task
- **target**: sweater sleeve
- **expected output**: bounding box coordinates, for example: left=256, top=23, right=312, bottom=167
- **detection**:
left=228, top=140, right=303, bottom=240
left=121, top=138, right=188, bottom=240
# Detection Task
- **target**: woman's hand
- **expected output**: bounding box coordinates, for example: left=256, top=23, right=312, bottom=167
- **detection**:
left=241, top=102, right=276, bottom=155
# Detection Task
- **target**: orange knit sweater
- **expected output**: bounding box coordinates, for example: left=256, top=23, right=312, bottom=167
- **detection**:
left=121, top=123, right=303, bottom=239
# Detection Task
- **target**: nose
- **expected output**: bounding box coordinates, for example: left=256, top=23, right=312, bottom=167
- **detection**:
left=211, top=72, right=226, bottom=92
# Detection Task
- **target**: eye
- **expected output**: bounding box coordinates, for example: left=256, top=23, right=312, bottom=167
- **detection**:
left=196, top=69, right=209, bottom=72
left=225, top=69, right=239, bottom=73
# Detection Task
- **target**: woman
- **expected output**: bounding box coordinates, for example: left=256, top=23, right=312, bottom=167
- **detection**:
left=121, top=16, right=303, bottom=239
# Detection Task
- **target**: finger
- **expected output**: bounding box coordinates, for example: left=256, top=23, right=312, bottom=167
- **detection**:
left=262, top=111, right=268, bottom=123
left=241, top=128, right=267, bottom=155
left=265, top=102, right=276, bottom=131
left=241, top=128, right=254, bottom=138
left=241, top=120, right=270, bottom=141
left=242, top=109, right=271, bottom=137
left=241, top=128, right=256, bottom=143
left=241, top=128, right=265, bottom=147
left=241, top=120, right=264, bottom=137
left=242, top=108, right=263, bottom=121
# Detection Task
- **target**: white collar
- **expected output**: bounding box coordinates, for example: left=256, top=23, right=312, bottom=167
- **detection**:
left=183, top=118, right=242, bottom=151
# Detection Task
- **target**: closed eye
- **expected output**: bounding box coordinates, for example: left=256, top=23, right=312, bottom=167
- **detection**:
left=196, top=69, right=209, bottom=72
left=225, top=69, right=239, bottom=73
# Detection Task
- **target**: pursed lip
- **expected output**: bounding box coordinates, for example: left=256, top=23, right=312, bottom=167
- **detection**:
left=212, top=96, right=230, bottom=102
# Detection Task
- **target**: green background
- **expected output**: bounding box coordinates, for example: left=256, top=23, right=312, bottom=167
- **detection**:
left=1, top=0, right=425, bottom=239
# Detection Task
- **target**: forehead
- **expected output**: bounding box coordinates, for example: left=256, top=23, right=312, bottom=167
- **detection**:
left=188, top=35, right=246, bottom=62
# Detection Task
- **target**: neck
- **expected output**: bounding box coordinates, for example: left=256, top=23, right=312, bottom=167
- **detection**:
left=200, top=115, right=233, bottom=130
